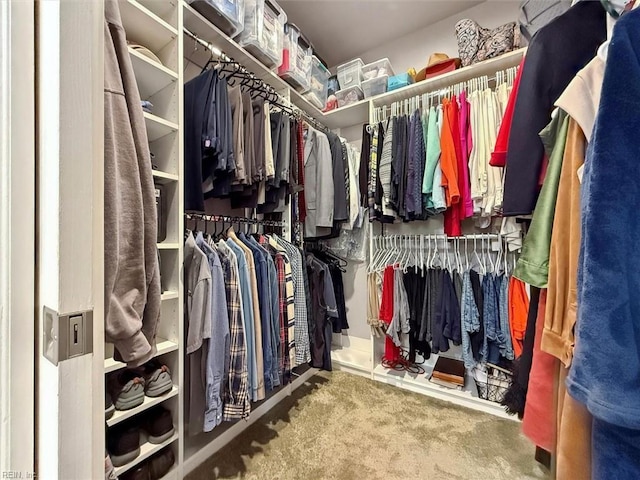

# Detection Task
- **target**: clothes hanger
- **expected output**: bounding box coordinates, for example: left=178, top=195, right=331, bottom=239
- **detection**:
left=432, top=235, right=443, bottom=268
left=472, top=236, right=482, bottom=274
left=481, top=236, right=489, bottom=275
left=487, top=235, right=496, bottom=274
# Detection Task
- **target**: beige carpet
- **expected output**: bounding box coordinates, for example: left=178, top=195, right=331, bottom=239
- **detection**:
left=187, top=371, right=549, bottom=480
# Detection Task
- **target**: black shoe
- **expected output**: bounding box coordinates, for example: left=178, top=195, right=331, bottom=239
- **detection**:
left=107, top=423, right=141, bottom=467
left=119, top=463, right=150, bottom=480
left=149, top=447, right=175, bottom=480
left=143, top=406, right=175, bottom=444
left=106, top=391, right=115, bottom=420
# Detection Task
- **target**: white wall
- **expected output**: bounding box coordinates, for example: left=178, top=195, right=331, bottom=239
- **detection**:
left=346, top=1, right=521, bottom=74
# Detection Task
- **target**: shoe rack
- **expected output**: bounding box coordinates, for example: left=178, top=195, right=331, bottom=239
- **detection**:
left=104, top=0, right=183, bottom=478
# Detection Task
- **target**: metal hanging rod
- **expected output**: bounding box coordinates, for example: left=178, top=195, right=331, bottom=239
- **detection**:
left=185, top=212, right=285, bottom=227
left=373, top=65, right=519, bottom=121
left=183, top=27, right=330, bottom=134
left=373, top=234, right=501, bottom=242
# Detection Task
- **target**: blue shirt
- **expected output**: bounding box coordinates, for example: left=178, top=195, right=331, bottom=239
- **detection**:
left=195, top=233, right=230, bottom=431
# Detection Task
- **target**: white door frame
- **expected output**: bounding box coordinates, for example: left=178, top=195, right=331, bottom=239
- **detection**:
left=36, top=1, right=104, bottom=479
left=0, top=0, right=35, bottom=476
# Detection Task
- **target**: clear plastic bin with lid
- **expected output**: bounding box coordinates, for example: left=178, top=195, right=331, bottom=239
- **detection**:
left=278, top=23, right=312, bottom=92
left=303, top=56, right=330, bottom=110
left=188, top=0, right=245, bottom=38
left=236, top=0, right=287, bottom=69
left=337, top=58, right=364, bottom=89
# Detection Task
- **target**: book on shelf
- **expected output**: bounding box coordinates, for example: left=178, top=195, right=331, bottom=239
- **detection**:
left=431, top=371, right=465, bottom=386
left=429, top=376, right=464, bottom=391
left=432, top=356, right=465, bottom=384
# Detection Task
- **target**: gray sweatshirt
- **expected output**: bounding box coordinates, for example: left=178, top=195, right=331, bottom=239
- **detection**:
left=104, top=0, right=161, bottom=366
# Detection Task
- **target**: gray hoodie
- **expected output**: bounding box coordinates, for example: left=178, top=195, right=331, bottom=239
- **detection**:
left=104, top=0, right=161, bottom=366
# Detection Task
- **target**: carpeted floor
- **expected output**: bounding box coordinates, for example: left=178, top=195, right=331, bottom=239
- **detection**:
left=187, top=371, right=549, bottom=480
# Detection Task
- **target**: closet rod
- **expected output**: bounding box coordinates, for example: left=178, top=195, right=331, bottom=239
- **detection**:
left=373, top=234, right=501, bottom=241
left=185, top=212, right=285, bottom=227
left=372, top=65, right=518, bottom=118
left=183, top=27, right=330, bottom=134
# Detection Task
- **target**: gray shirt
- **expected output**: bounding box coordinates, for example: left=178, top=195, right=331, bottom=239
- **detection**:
left=184, top=232, right=211, bottom=436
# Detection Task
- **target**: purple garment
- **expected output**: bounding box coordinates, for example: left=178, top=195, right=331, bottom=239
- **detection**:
left=459, top=92, right=473, bottom=219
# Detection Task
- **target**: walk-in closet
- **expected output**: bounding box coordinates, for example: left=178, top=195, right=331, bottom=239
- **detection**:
left=2, top=0, right=639, bottom=479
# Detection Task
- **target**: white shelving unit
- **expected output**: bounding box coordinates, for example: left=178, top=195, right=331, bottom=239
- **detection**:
left=329, top=48, right=526, bottom=420
left=107, top=386, right=180, bottom=427
left=106, top=1, right=183, bottom=478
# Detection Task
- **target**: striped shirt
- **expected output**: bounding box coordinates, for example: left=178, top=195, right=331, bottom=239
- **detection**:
left=276, top=237, right=311, bottom=365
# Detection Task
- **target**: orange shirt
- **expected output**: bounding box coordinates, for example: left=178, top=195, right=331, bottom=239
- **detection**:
left=509, top=276, right=529, bottom=358
left=439, top=99, right=460, bottom=207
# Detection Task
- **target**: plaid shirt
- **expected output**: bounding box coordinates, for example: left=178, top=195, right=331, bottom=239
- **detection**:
left=282, top=254, right=296, bottom=373
left=218, top=245, right=250, bottom=421
left=277, top=238, right=311, bottom=365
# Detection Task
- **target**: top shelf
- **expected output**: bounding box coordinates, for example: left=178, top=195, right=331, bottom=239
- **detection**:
left=323, top=48, right=525, bottom=129
left=182, top=2, right=525, bottom=130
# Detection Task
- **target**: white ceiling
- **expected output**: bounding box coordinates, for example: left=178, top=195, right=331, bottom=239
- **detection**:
left=278, top=0, right=484, bottom=67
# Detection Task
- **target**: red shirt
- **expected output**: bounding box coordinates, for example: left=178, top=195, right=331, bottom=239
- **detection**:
left=491, top=58, right=526, bottom=167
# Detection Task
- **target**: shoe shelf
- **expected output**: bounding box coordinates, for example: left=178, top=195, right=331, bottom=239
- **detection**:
left=111, top=0, right=184, bottom=478
left=107, top=385, right=179, bottom=428
left=105, top=338, right=179, bottom=374
left=371, top=363, right=512, bottom=420
left=114, top=430, right=179, bottom=478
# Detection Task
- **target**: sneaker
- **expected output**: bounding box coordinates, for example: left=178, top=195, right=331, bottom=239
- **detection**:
left=137, top=360, right=173, bottom=398
left=119, top=463, right=150, bottom=480
left=108, top=370, right=145, bottom=411
left=142, top=406, right=175, bottom=444
left=107, top=423, right=141, bottom=467
left=148, top=447, right=175, bottom=480
left=106, top=391, right=115, bottom=420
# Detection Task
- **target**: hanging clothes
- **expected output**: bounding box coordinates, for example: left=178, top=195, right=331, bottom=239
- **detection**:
left=184, top=225, right=313, bottom=433
left=502, top=0, right=606, bottom=215
left=306, top=252, right=338, bottom=371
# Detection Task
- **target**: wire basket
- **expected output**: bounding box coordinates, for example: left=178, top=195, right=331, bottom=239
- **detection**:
left=474, top=364, right=511, bottom=404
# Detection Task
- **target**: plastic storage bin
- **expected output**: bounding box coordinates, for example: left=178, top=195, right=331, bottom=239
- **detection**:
left=236, top=0, right=286, bottom=69
left=335, top=85, right=364, bottom=108
left=337, top=58, right=364, bottom=89
left=362, top=58, right=394, bottom=81
left=362, top=75, right=388, bottom=98
left=188, top=0, right=245, bottom=38
left=388, top=73, right=414, bottom=91
left=278, top=23, right=312, bottom=91
left=303, top=56, right=330, bottom=109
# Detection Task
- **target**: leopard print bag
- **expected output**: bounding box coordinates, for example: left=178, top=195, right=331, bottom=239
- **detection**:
left=455, top=19, right=519, bottom=67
